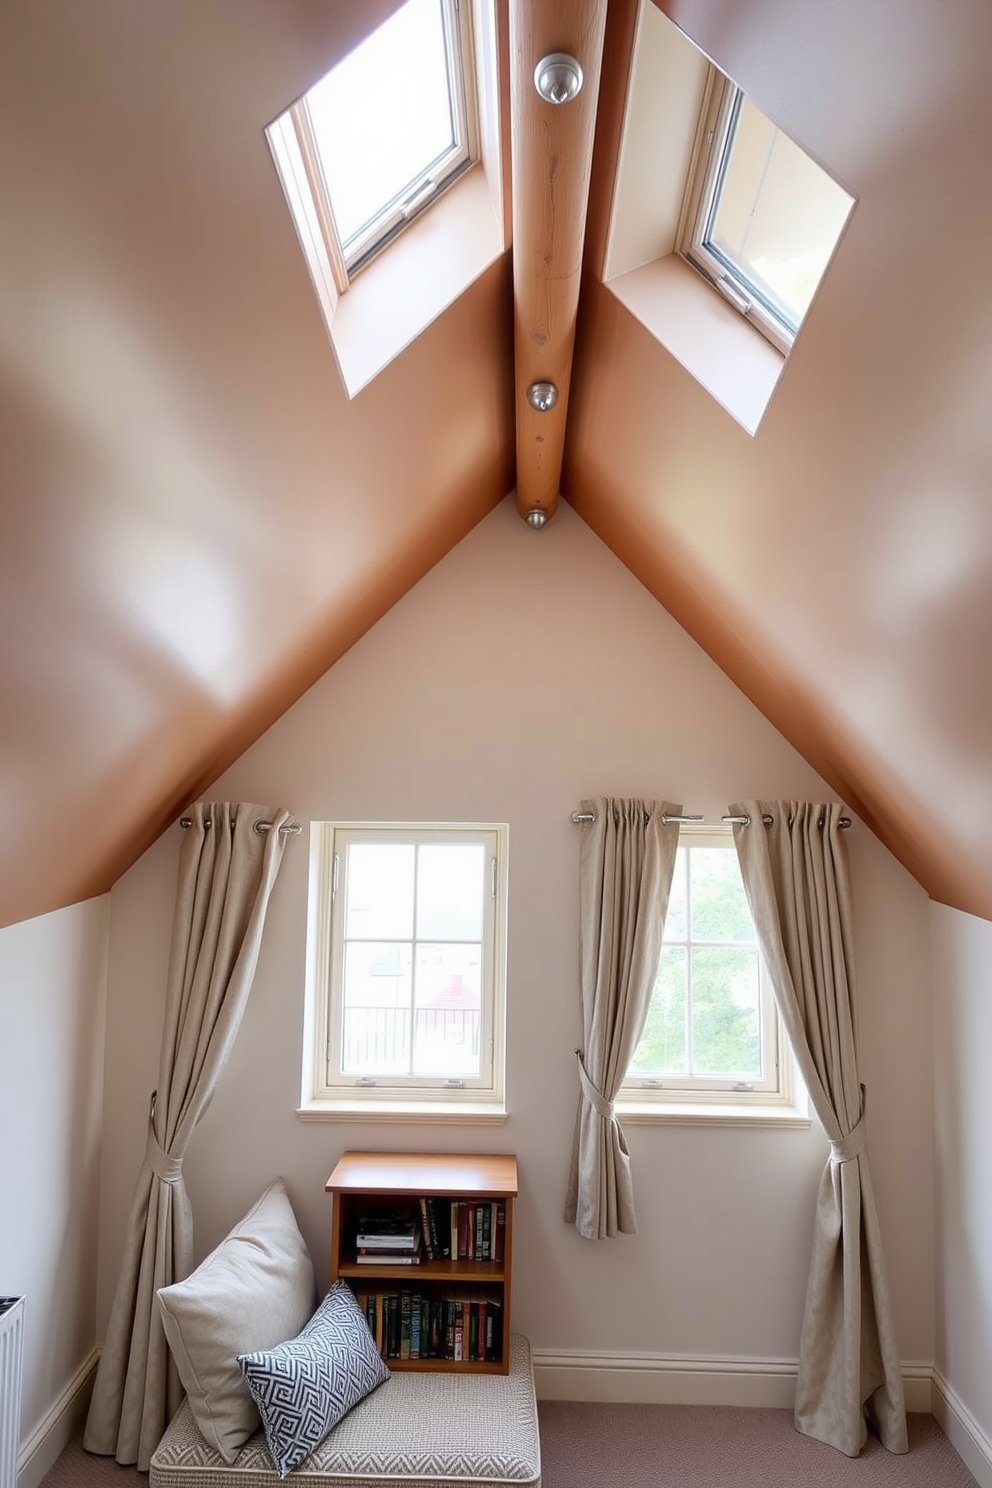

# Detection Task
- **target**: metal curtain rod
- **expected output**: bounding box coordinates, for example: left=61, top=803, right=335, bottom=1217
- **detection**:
left=179, top=815, right=302, bottom=835
left=570, top=809, right=851, bottom=829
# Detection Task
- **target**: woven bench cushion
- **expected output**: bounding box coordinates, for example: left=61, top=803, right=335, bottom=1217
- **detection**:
left=150, top=1333, right=540, bottom=1488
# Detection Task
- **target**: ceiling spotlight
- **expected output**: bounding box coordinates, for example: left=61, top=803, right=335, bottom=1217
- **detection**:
left=525, top=508, right=549, bottom=529
left=534, top=53, right=583, bottom=105
left=526, top=381, right=559, bottom=412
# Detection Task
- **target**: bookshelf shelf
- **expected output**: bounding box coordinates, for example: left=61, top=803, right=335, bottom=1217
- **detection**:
left=326, top=1150, right=518, bottom=1375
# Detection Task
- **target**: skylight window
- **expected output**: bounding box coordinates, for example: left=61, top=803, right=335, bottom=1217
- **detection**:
left=679, top=73, right=854, bottom=353
left=293, top=0, right=475, bottom=279
left=265, top=0, right=503, bottom=398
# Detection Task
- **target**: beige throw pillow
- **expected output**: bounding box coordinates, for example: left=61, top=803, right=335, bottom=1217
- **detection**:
left=157, top=1178, right=317, bottom=1463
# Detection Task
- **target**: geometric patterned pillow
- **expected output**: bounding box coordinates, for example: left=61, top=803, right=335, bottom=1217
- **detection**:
left=237, top=1281, right=390, bottom=1479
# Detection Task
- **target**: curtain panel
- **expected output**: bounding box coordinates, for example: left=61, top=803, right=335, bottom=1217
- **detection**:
left=564, top=798, right=681, bottom=1240
left=731, top=799, right=907, bottom=1457
left=84, top=802, right=293, bottom=1470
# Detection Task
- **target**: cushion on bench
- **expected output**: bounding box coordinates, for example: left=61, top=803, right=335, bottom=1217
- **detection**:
left=149, top=1333, right=540, bottom=1488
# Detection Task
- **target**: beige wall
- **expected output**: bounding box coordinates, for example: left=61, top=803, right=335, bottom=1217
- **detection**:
left=0, top=896, right=108, bottom=1477
left=97, top=499, right=934, bottom=1376
left=931, top=902, right=992, bottom=1472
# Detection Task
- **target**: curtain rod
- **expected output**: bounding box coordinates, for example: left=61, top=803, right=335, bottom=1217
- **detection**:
left=179, top=815, right=302, bottom=835
left=570, top=809, right=851, bottom=829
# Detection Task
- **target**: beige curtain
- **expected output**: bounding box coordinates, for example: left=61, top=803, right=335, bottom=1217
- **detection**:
left=564, top=798, right=681, bottom=1239
left=731, top=800, right=906, bottom=1457
left=84, top=802, right=293, bottom=1470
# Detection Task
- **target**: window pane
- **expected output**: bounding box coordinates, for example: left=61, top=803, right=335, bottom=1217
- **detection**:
left=412, top=942, right=481, bottom=1076
left=690, top=946, right=761, bottom=1076
left=306, top=0, right=456, bottom=248
left=416, top=843, right=484, bottom=939
left=341, top=941, right=413, bottom=1074
left=688, top=847, right=754, bottom=942
left=709, top=95, right=853, bottom=328
left=345, top=843, right=414, bottom=939
left=662, top=847, right=687, bottom=941
left=630, top=946, right=687, bottom=1074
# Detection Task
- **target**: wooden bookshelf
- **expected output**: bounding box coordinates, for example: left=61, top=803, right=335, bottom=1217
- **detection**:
left=326, top=1151, right=517, bottom=1374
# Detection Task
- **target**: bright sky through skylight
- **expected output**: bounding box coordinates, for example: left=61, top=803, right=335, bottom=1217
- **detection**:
left=306, top=0, right=455, bottom=248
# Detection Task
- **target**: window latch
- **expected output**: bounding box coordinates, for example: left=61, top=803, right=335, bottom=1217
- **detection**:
left=355, top=1076, right=377, bottom=1087
left=716, top=276, right=752, bottom=315
left=732, top=1081, right=755, bottom=1092
left=442, top=1079, right=466, bottom=1089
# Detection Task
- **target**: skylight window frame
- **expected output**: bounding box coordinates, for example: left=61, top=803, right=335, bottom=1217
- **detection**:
left=292, top=0, right=479, bottom=287
left=679, top=71, right=798, bottom=357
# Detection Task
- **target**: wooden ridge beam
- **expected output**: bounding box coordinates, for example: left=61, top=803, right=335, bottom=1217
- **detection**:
left=510, top=0, right=608, bottom=525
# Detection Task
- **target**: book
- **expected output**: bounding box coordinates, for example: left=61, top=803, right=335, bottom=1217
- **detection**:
left=418, top=1197, right=435, bottom=1260
left=356, top=1208, right=420, bottom=1249
left=400, top=1292, right=411, bottom=1360
left=450, top=1200, right=459, bottom=1259
left=493, top=1200, right=506, bottom=1263
left=355, top=1250, right=422, bottom=1265
left=457, top=1201, right=469, bottom=1259
left=410, top=1291, right=421, bottom=1359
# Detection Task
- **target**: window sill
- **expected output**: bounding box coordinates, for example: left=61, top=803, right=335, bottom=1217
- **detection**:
left=606, top=254, right=784, bottom=435
left=617, top=1098, right=811, bottom=1129
left=297, top=1099, right=507, bottom=1125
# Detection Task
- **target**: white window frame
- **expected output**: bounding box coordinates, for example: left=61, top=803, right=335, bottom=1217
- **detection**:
left=290, top=0, right=479, bottom=288
left=302, top=821, right=507, bottom=1119
left=679, top=72, right=797, bottom=355
left=617, top=826, right=807, bottom=1126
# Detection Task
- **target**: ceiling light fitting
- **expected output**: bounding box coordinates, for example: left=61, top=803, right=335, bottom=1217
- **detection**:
left=525, top=508, right=549, bottom=529
left=526, top=381, right=559, bottom=412
left=533, top=53, right=583, bottom=105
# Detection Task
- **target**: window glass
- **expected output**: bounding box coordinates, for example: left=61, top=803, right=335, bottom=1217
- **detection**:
left=681, top=75, right=854, bottom=351
left=706, top=94, right=854, bottom=334
left=625, top=828, right=782, bottom=1099
left=306, top=0, right=457, bottom=255
left=307, top=823, right=506, bottom=1109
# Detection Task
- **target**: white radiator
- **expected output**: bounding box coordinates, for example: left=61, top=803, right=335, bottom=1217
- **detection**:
left=0, top=1298, right=25, bottom=1488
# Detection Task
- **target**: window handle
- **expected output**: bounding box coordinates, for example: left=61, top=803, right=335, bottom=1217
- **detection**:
left=716, top=276, right=751, bottom=315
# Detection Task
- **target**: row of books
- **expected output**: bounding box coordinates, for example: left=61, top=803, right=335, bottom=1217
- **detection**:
left=353, top=1287, right=502, bottom=1364
left=419, top=1196, right=507, bottom=1262
left=353, top=1198, right=507, bottom=1264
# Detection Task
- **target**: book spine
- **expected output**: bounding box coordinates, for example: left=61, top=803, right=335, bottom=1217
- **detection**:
left=468, top=1299, right=479, bottom=1362
left=457, top=1201, right=469, bottom=1260
left=418, top=1197, right=434, bottom=1260
left=474, top=1203, right=483, bottom=1259
left=355, top=1252, right=421, bottom=1264
left=481, top=1204, right=491, bottom=1261
left=467, top=1202, right=476, bottom=1259
left=451, top=1200, right=459, bottom=1260
left=400, top=1292, right=412, bottom=1360
left=493, top=1200, right=506, bottom=1262
left=410, top=1291, right=421, bottom=1359
left=427, top=1197, right=443, bottom=1258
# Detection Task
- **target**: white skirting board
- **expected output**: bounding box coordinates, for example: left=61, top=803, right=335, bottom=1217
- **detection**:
left=17, top=1348, right=98, bottom=1488
left=531, top=1349, right=934, bottom=1415
left=932, top=1369, right=992, bottom=1488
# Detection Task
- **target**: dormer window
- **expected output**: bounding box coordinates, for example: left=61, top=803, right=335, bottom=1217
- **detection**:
left=679, top=72, right=854, bottom=355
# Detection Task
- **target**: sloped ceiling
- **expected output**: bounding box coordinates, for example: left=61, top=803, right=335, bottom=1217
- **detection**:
left=2, top=0, right=992, bottom=930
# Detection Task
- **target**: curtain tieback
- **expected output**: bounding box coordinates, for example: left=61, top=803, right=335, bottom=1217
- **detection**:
left=829, top=1083, right=867, bottom=1164
left=575, top=1050, right=614, bottom=1120
left=145, top=1119, right=183, bottom=1185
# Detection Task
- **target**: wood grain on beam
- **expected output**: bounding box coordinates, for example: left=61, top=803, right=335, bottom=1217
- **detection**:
left=510, top=0, right=607, bottom=523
